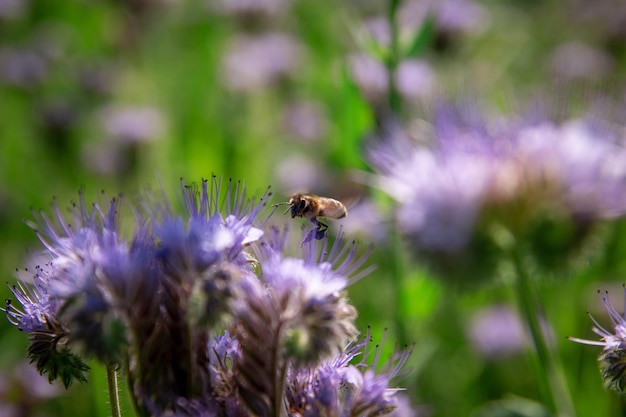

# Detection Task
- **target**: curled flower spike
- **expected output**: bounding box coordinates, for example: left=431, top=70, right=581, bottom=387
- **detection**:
left=569, top=287, right=626, bottom=393
left=2, top=266, right=90, bottom=388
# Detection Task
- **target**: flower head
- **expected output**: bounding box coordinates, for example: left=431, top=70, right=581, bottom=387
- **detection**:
left=285, top=332, right=414, bottom=417
left=231, top=228, right=369, bottom=415
left=368, top=104, right=626, bottom=282
left=2, top=178, right=271, bottom=412
left=2, top=178, right=411, bottom=417
left=569, top=288, right=626, bottom=393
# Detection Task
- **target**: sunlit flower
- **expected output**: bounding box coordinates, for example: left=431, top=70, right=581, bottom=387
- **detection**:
left=2, top=178, right=410, bottom=417
left=2, top=178, right=270, bottom=412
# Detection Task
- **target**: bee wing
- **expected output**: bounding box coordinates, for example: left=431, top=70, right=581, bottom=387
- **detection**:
left=318, top=198, right=348, bottom=219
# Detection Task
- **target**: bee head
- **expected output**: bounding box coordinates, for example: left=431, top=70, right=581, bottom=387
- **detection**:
left=289, top=196, right=307, bottom=218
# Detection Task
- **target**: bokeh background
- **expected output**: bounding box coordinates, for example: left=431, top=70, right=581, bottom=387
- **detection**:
left=2, top=0, right=626, bottom=416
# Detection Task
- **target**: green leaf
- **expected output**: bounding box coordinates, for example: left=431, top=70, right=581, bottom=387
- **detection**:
left=403, top=14, right=436, bottom=58
left=28, top=335, right=90, bottom=389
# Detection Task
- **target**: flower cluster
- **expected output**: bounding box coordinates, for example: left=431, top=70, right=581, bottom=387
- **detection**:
left=570, top=288, right=626, bottom=393
left=2, top=178, right=412, bottom=417
left=367, top=105, right=626, bottom=281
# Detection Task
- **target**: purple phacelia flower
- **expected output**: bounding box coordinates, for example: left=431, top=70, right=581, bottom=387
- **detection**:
left=2, top=177, right=413, bottom=417
left=368, top=105, right=626, bottom=281
left=2, top=178, right=271, bottom=412
left=231, top=228, right=370, bottom=416
left=569, top=288, right=626, bottom=393
left=4, top=265, right=90, bottom=388
left=285, top=333, right=414, bottom=417
left=154, top=178, right=265, bottom=277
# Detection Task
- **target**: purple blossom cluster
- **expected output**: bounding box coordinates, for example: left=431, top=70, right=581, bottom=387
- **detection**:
left=2, top=178, right=412, bottom=417
left=367, top=106, right=626, bottom=276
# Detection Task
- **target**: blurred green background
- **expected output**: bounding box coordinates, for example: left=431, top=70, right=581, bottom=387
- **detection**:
left=2, top=0, right=626, bottom=416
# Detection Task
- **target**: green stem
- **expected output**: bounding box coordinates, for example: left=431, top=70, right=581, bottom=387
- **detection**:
left=386, top=0, right=407, bottom=345
left=391, top=227, right=408, bottom=345
left=387, top=0, right=402, bottom=113
left=511, top=248, right=576, bottom=417
left=106, top=364, right=122, bottom=417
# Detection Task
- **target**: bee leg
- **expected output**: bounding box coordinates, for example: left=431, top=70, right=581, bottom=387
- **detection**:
left=313, top=219, right=328, bottom=240
left=301, top=228, right=316, bottom=246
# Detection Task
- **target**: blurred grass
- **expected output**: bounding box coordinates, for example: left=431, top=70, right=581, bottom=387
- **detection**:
left=2, top=0, right=626, bottom=416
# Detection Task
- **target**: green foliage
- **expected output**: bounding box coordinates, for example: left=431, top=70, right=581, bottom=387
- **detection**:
left=28, top=338, right=90, bottom=389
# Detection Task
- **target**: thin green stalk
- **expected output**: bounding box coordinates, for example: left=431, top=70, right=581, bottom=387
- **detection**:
left=383, top=0, right=407, bottom=346
left=511, top=248, right=576, bottom=417
left=391, top=227, right=408, bottom=345
left=107, top=364, right=122, bottom=417
left=387, top=0, right=402, bottom=113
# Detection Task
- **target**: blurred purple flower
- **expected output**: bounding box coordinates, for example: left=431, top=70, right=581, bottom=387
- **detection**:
left=368, top=118, right=497, bottom=252
left=81, top=104, right=166, bottom=176
left=366, top=103, right=626, bottom=287
left=368, top=105, right=626, bottom=257
left=399, top=0, right=490, bottom=37
left=467, top=305, right=527, bottom=359
left=515, top=119, right=626, bottom=218
left=550, top=41, right=614, bottom=82
left=275, top=154, right=328, bottom=192
left=348, top=53, right=436, bottom=105
left=396, top=60, right=436, bottom=101
left=568, top=0, right=626, bottom=39
left=99, top=104, right=165, bottom=143
left=0, top=0, right=28, bottom=20
left=210, top=0, right=289, bottom=21
left=339, top=199, right=388, bottom=243
left=281, top=100, right=328, bottom=142
left=0, top=361, right=62, bottom=417
left=570, top=288, right=626, bottom=393
left=0, top=47, right=48, bottom=88
left=220, top=32, right=302, bottom=92
left=362, top=0, right=489, bottom=50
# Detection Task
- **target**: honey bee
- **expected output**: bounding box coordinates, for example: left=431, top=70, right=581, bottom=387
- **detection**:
left=273, top=193, right=348, bottom=240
